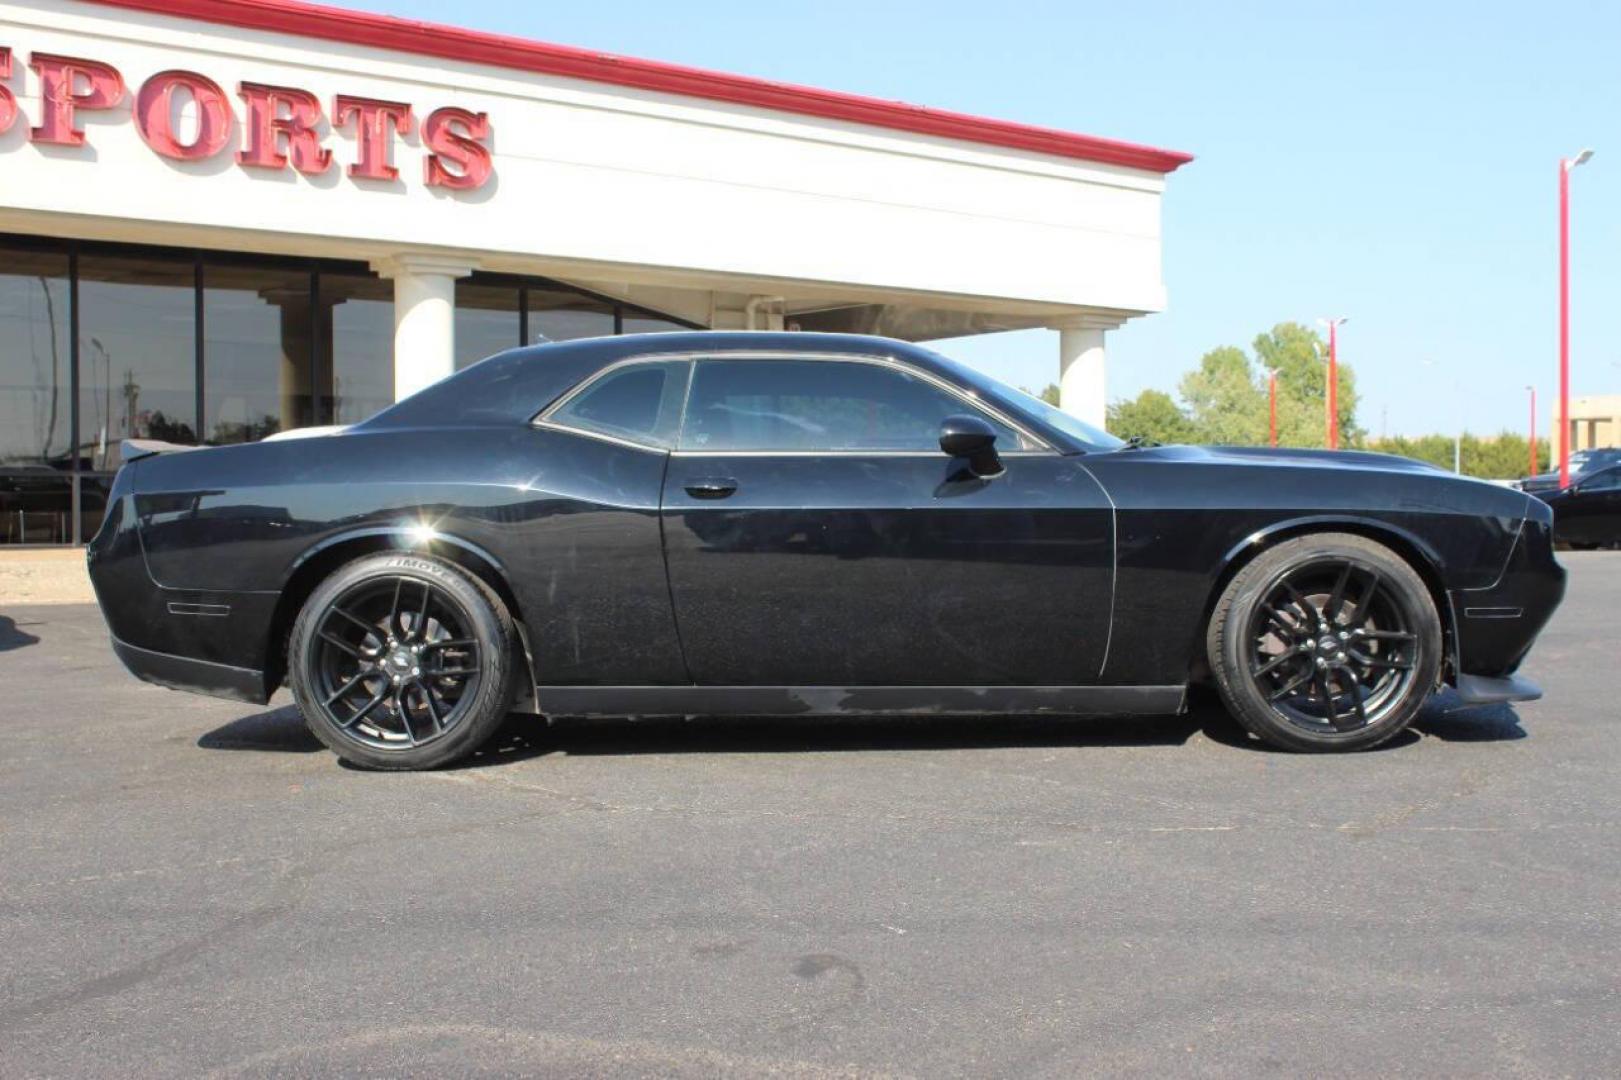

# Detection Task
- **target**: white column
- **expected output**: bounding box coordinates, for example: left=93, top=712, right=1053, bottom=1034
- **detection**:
left=1051, top=315, right=1120, bottom=430
left=372, top=254, right=477, bottom=401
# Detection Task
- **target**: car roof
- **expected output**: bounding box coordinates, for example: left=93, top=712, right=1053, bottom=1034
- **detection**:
left=357, top=332, right=974, bottom=431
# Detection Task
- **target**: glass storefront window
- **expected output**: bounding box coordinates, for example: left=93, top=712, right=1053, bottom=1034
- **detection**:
left=322, top=272, right=395, bottom=427
left=456, top=280, right=521, bottom=370
left=622, top=312, right=690, bottom=335
left=0, top=246, right=72, bottom=468
left=1, top=233, right=710, bottom=543
left=526, top=287, right=615, bottom=344
left=78, top=253, right=197, bottom=471
left=0, top=246, right=73, bottom=544
left=204, top=262, right=315, bottom=443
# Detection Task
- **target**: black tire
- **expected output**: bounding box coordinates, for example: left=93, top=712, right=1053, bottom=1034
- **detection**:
left=1206, top=532, right=1442, bottom=752
left=288, top=552, right=517, bottom=770
left=1567, top=541, right=1600, bottom=551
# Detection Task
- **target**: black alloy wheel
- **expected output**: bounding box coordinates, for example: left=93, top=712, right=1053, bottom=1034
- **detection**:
left=289, top=553, right=516, bottom=769
left=1245, top=558, right=1419, bottom=733
left=1208, top=533, right=1442, bottom=752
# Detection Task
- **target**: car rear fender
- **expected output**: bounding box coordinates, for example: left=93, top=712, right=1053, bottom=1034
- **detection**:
left=265, top=527, right=536, bottom=709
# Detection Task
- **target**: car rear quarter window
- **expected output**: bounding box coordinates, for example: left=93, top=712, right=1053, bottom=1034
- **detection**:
left=547, top=360, right=689, bottom=447
left=679, top=358, right=1029, bottom=452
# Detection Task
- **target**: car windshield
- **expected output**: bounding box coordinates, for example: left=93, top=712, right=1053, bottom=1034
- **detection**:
left=924, top=350, right=1126, bottom=452
left=1571, top=450, right=1616, bottom=472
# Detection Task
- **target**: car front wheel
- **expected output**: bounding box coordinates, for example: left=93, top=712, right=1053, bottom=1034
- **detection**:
left=288, top=552, right=517, bottom=770
left=1206, top=532, right=1442, bottom=752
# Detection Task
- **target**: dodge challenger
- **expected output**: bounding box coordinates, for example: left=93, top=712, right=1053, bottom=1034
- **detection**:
left=88, top=332, right=1565, bottom=768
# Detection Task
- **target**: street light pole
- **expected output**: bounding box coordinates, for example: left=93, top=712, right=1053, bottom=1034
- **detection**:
left=1559, top=148, right=1594, bottom=489
left=1527, top=385, right=1537, bottom=477
left=1317, top=317, right=1348, bottom=449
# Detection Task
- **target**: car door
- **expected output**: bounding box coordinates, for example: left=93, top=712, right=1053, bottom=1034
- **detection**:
left=1575, top=466, right=1621, bottom=544
left=658, top=353, right=1115, bottom=687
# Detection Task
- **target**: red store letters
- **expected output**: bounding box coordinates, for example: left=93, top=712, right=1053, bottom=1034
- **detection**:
left=0, top=48, right=494, bottom=190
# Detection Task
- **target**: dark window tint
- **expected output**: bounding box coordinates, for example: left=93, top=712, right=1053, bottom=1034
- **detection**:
left=622, top=313, right=690, bottom=335
left=202, top=261, right=315, bottom=443
left=455, top=280, right=521, bottom=370
left=550, top=361, right=685, bottom=446
left=0, top=246, right=71, bottom=472
left=528, top=288, right=614, bottom=344
left=322, top=272, right=394, bottom=426
left=77, top=253, right=198, bottom=470
left=680, top=358, right=1025, bottom=452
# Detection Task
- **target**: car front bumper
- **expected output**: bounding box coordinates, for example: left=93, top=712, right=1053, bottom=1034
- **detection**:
left=1450, top=516, right=1566, bottom=681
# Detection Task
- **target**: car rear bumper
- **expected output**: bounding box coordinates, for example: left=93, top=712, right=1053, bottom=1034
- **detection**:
left=110, top=635, right=271, bottom=704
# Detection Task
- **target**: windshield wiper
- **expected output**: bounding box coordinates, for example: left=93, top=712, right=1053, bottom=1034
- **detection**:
left=1120, top=435, right=1161, bottom=450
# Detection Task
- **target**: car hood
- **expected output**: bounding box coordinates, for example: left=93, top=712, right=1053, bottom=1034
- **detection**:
left=1103, top=444, right=1538, bottom=521
left=1116, top=444, right=1452, bottom=476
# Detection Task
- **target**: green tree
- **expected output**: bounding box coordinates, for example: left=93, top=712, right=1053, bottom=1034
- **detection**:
left=1100, top=320, right=1364, bottom=449
left=1107, top=389, right=1196, bottom=444
left=1366, top=432, right=1550, bottom=480
left=1178, top=345, right=1267, bottom=445
left=1252, top=322, right=1362, bottom=447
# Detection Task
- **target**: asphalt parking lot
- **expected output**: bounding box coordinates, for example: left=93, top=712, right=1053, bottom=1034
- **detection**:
left=2, top=554, right=1617, bottom=1078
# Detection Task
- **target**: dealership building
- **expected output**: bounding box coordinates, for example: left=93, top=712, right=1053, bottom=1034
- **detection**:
left=0, top=0, right=1190, bottom=545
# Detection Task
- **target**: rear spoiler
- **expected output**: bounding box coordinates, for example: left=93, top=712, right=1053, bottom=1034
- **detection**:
left=118, top=425, right=347, bottom=464
left=119, top=438, right=204, bottom=464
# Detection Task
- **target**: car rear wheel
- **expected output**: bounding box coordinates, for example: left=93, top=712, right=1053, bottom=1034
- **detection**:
left=288, top=552, right=516, bottom=770
left=1206, top=533, right=1442, bottom=752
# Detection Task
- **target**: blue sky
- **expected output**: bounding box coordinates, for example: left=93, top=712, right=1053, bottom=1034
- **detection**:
left=348, top=0, right=1618, bottom=437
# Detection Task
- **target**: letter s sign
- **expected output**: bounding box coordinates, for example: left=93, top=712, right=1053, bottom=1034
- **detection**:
left=423, top=107, right=492, bottom=190
left=0, top=47, right=16, bottom=135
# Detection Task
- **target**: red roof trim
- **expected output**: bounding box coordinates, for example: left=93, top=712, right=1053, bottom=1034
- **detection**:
left=82, top=0, right=1193, bottom=173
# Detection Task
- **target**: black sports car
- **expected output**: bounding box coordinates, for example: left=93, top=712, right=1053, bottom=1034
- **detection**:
left=1537, top=464, right=1621, bottom=549
left=1517, top=447, right=1621, bottom=494
left=87, top=332, right=1565, bottom=768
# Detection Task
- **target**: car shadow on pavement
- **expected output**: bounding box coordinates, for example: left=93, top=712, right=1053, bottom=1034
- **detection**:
left=0, top=615, right=42, bottom=652
left=1191, top=687, right=1527, bottom=754
left=460, top=710, right=1209, bottom=768
left=195, top=691, right=1527, bottom=768
left=197, top=705, right=324, bottom=753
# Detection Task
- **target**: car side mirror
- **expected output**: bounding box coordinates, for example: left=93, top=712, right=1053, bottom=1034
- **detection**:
left=939, top=414, right=1004, bottom=478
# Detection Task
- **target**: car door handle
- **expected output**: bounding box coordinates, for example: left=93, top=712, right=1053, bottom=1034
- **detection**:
left=684, top=477, right=739, bottom=499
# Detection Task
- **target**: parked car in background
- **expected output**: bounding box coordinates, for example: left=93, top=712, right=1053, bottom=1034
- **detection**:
left=87, top=333, right=1566, bottom=768
left=0, top=464, right=75, bottom=545
left=1537, top=464, right=1621, bottom=549
left=1518, top=447, right=1621, bottom=493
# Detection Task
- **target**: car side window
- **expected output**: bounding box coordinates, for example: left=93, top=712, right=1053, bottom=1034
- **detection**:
left=678, top=358, right=1030, bottom=452
left=547, top=360, right=689, bottom=448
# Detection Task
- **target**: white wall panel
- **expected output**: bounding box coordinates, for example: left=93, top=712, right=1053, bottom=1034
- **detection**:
left=0, top=0, right=1171, bottom=315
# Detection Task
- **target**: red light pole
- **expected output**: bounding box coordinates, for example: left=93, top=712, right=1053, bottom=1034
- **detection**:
left=1559, top=149, right=1594, bottom=489
left=1527, top=385, right=1538, bottom=477
left=1317, top=317, right=1348, bottom=449
left=1268, top=370, right=1279, bottom=447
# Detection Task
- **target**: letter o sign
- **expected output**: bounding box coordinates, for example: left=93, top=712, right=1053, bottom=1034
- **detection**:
left=134, top=70, right=233, bottom=160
